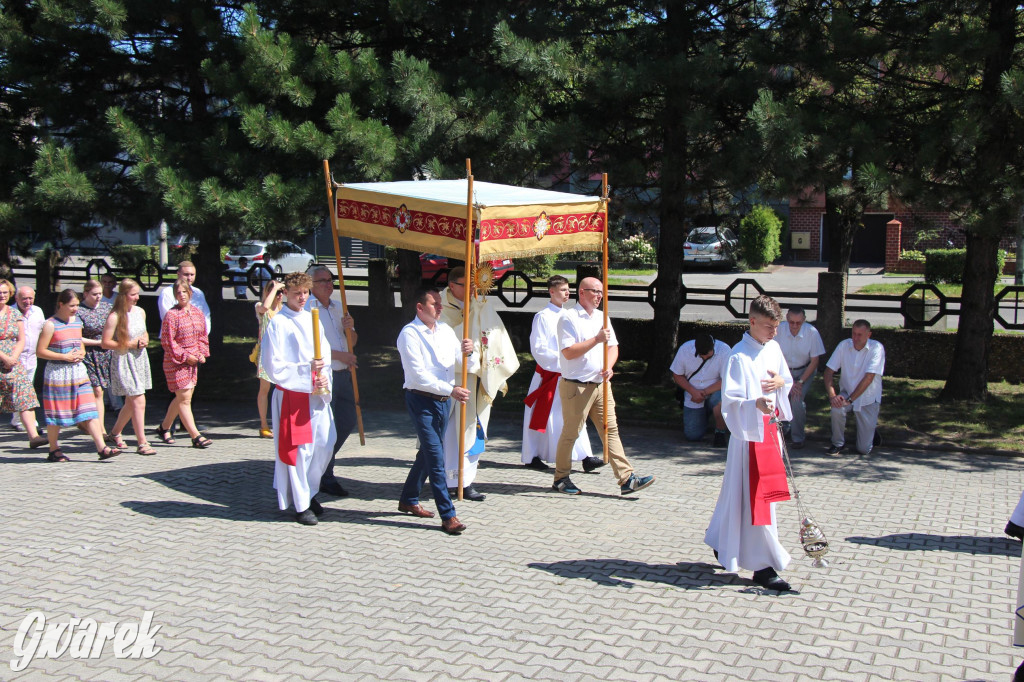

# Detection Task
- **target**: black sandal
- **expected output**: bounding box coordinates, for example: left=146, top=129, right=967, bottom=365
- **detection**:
left=97, top=446, right=122, bottom=460
left=47, top=449, right=70, bottom=462
left=192, top=434, right=212, bottom=449
left=155, top=425, right=175, bottom=445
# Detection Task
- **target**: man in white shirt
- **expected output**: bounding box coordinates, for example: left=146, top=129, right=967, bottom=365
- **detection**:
left=100, top=273, right=118, bottom=307
left=9, top=286, right=44, bottom=430
left=521, top=275, right=594, bottom=471
left=305, top=265, right=358, bottom=497
left=157, top=261, right=210, bottom=337
left=774, top=306, right=826, bottom=449
left=670, top=333, right=731, bottom=446
left=551, top=277, right=655, bottom=497
left=397, top=288, right=476, bottom=535
left=823, top=320, right=885, bottom=455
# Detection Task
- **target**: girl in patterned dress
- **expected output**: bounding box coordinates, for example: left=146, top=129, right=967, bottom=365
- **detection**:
left=0, top=278, right=48, bottom=449
left=102, top=278, right=155, bottom=455
left=156, top=279, right=212, bottom=448
left=35, top=289, right=122, bottom=461
left=78, top=279, right=115, bottom=441
left=255, top=279, right=284, bottom=438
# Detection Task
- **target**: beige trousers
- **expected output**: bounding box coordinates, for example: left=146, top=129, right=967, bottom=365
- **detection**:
left=554, top=380, right=633, bottom=484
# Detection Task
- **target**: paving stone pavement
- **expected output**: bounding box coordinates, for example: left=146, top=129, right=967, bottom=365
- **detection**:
left=1, top=403, right=1021, bottom=681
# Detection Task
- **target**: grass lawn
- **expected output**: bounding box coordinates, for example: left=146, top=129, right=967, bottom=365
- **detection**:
left=190, top=339, right=1024, bottom=454
left=855, top=282, right=1009, bottom=296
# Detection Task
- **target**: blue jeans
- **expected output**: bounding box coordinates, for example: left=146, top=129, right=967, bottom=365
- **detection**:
left=401, top=391, right=456, bottom=520
left=683, top=390, right=722, bottom=441
left=322, top=369, right=357, bottom=484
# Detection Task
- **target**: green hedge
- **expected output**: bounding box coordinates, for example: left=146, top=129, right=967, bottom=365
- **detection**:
left=739, top=205, right=782, bottom=269
left=925, top=248, right=1007, bottom=284
left=110, top=244, right=157, bottom=271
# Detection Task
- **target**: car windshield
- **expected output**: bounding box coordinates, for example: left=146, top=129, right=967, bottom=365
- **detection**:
left=232, top=244, right=263, bottom=256
left=687, top=233, right=719, bottom=245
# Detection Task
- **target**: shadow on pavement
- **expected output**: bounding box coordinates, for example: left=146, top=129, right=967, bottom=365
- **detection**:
left=846, top=533, right=1021, bottom=556
left=527, top=559, right=746, bottom=590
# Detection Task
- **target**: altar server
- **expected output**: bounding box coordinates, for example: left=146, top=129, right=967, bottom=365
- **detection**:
left=521, top=275, right=594, bottom=471
left=261, top=272, right=336, bottom=526
left=705, top=294, right=795, bottom=592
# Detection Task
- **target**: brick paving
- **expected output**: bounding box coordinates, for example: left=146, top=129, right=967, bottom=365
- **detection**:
left=1, top=403, right=1021, bottom=680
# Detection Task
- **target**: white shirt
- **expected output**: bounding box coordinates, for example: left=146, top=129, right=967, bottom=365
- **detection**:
left=776, top=322, right=825, bottom=373
left=669, top=339, right=731, bottom=409
left=557, top=304, right=618, bottom=383
left=157, top=285, right=211, bottom=337
left=17, top=305, right=45, bottom=370
left=826, top=338, right=885, bottom=409
left=397, top=317, right=477, bottom=397
left=530, top=303, right=565, bottom=373
left=101, top=294, right=116, bottom=307
left=305, top=297, right=350, bottom=371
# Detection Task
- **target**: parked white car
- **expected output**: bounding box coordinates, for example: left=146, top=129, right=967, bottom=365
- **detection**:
left=224, top=240, right=316, bottom=297
left=683, top=226, right=739, bottom=267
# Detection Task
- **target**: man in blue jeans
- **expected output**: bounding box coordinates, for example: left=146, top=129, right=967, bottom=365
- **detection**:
left=670, top=333, right=731, bottom=446
left=396, top=288, right=476, bottom=535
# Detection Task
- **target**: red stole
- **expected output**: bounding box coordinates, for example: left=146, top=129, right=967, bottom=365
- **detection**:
left=749, top=413, right=790, bottom=525
left=524, top=366, right=560, bottom=432
left=277, top=388, right=313, bottom=466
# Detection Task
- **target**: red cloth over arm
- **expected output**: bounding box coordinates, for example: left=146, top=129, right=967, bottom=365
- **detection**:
left=277, top=388, right=313, bottom=466
left=748, top=414, right=791, bottom=525
left=524, top=366, right=561, bottom=432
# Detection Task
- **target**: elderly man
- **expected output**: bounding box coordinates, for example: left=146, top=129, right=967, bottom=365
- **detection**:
left=551, top=277, right=655, bottom=496
left=9, top=286, right=44, bottom=431
left=305, top=265, right=358, bottom=497
left=670, top=332, right=732, bottom=446
left=774, top=306, right=825, bottom=449
left=823, top=320, right=885, bottom=455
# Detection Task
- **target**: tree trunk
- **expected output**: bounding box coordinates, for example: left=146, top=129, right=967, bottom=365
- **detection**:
left=940, top=234, right=999, bottom=402
left=193, top=226, right=224, bottom=350
left=642, top=0, right=687, bottom=384
left=397, top=248, right=422, bottom=308
left=824, top=194, right=857, bottom=274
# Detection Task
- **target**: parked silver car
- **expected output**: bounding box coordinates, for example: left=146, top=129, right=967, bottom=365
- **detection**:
left=224, top=240, right=316, bottom=298
left=683, top=226, right=739, bottom=267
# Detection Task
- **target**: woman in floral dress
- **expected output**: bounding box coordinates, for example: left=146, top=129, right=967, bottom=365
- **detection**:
left=78, top=279, right=114, bottom=439
left=36, top=289, right=121, bottom=462
left=156, top=279, right=211, bottom=448
left=0, top=278, right=47, bottom=449
left=102, top=278, right=155, bottom=455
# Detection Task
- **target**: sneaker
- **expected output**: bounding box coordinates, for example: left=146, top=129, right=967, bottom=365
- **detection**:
left=581, top=456, right=606, bottom=473
left=620, top=474, right=655, bottom=495
left=552, top=477, right=582, bottom=495
left=524, top=456, right=550, bottom=471
left=712, top=431, right=729, bottom=448
left=825, top=444, right=844, bottom=455
left=10, top=421, right=25, bottom=432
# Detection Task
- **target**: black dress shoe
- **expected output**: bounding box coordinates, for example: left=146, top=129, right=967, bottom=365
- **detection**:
left=320, top=478, right=349, bottom=497
left=582, top=456, right=606, bottom=473
left=525, top=456, right=550, bottom=471
left=295, top=509, right=318, bottom=526
left=752, top=567, right=792, bottom=592
left=1006, top=520, right=1024, bottom=541
left=872, top=431, right=882, bottom=447
left=712, top=431, right=729, bottom=448
left=449, top=485, right=486, bottom=501
left=309, top=498, right=324, bottom=517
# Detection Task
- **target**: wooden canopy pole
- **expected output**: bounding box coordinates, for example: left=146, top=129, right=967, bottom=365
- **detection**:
left=601, top=173, right=610, bottom=464
left=322, top=159, right=366, bottom=445
left=457, top=158, right=475, bottom=501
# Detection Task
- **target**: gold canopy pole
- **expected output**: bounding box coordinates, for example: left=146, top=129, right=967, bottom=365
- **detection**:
left=457, top=159, right=475, bottom=502
left=601, top=173, right=610, bottom=464
left=322, top=159, right=366, bottom=445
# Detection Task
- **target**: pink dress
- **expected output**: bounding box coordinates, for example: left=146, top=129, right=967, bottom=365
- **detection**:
left=160, top=305, right=210, bottom=391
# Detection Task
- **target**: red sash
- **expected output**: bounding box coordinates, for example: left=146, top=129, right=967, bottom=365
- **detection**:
left=524, top=366, right=561, bottom=432
left=277, top=388, right=313, bottom=466
left=749, top=413, right=790, bottom=525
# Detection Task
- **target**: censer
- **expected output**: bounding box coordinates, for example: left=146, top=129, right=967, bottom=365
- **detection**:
left=770, top=415, right=830, bottom=568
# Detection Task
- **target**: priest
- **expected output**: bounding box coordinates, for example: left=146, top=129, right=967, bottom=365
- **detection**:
left=704, top=294, right=795, bottom=592
left=261, top=272, right=337, bottom=526
left=440, top=266, right=519, bottom=501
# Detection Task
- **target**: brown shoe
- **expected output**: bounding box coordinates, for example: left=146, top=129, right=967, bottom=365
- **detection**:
left=28, top=435, right=49, bottom=449
left=398, top=502, right=435, bottom=518
left=441, top=516, right=466, bottom=535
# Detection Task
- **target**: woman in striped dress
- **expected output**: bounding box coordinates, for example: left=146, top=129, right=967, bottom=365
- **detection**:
left=36, top=289, right=122, bottom=461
